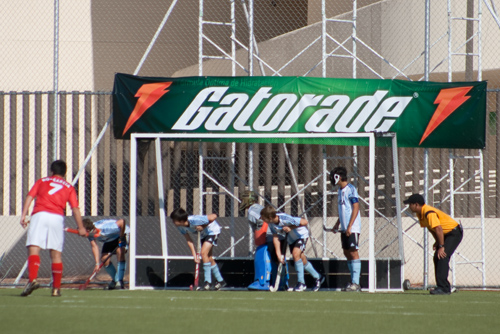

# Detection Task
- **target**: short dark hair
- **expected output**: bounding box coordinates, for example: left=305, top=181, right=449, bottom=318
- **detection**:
left=170, top=208, right=188, bottom=222
left=51, top=160, right=67, bottom=176
left=82, top=218, right=94, bottom=231
left=330, top=166, right=347, bottom=184
left=403, top=193, right=425, bottom=205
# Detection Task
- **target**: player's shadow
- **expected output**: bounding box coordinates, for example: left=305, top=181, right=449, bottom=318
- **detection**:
left=146, top=266, right=165, bottom=289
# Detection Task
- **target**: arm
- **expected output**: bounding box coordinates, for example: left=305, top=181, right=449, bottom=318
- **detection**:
left=346, top=202, right=360, bottom=237
left=194, top=214, right=217, bottom=232
left=207, top=213, right=217, bottom=223
left=90, top=240, right=100, bottom=269
left=283, top=217, right=306, bottom=233
left=116, top=219, right=126, bottom=238
left=20, top=195, right=34, bottom=229
left=273, top=234, right=284, bottom=264
left=71, top=207, right=87, bottom=237
left=432, top=225, right=447, bottom=259
left=184, top=234, right=199, bottom=263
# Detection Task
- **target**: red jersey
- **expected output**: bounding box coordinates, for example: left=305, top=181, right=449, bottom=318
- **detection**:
left=28, top=176, right=79, bottom=216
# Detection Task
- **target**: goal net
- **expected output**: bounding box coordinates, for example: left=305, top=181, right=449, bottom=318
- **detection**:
left=129, top=132, right=404, bottom=292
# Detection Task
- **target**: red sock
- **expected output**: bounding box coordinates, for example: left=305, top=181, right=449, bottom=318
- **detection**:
left=52, top=263, right=63, bottom=289
left=28, top=255, right=40, bottom=282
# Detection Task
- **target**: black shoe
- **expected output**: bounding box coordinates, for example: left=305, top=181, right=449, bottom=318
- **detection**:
left=118, top=280, right=125, bottom=289
left=312, top=275, right=326, bottom=292
left=107, top=281, right=117, bottom=290
left=202, top=281, right=211, bottom=291
left=212, top=280, right=227, bottom=291
left=20, top=280, right=40, bottom=297
left=430, top=288, right=451, bottom=295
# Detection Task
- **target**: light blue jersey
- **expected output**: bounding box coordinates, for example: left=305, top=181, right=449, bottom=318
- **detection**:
left=176, top=215, right=221, bottom=238
left=89, top=219, right=130, bottom=243
left=337, top=183, right=361, bottom=233
left=269, top=213, right=308, bottom=244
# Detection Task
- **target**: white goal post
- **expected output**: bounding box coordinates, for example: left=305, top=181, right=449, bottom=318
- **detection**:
left=129, top=132, right=404, bottom=292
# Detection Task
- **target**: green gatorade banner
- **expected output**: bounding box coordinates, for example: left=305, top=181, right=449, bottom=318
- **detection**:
left=112, top=73, right=487, bottom=148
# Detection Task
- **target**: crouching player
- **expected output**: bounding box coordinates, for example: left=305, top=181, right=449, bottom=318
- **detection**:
left=82, top=218, right=129, bottom=289
left=170, top=208, right=226, bottom=291
left=239, top=191, right=279, bottom=291
left=260, top=206, right=325, bottom=292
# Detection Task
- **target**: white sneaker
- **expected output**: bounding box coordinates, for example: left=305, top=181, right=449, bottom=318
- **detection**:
left=293, top=282, right=307, bottom=292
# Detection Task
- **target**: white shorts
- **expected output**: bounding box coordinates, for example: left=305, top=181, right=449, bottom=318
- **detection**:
left=26, top=211, right=65, bottom=252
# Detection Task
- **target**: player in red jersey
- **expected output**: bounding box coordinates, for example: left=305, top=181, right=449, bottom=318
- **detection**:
left=19, top=160, right=87, bottom=297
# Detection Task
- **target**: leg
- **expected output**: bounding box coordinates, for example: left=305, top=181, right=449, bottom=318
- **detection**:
left=207, top=246, right=225, bottom=289
left=291, top=244, right=306, bottom=291
left=433, top=229, right=463, bottom=293
left=49, top=249, right=63, bottom=296
left=101, top=241, right=118, bottom=289
left=21, top=246, right=42, bottom=296
left=301, top=252, right=324, bottom=291
left=342, top=233, right=361, bottom=291
left=115, top=247, right=127, bottom=288
left=27, top=245, right=41, bottom=282
left=347, top=249, right=361, bottom=285
left=201, top=240, right=213, bottom=285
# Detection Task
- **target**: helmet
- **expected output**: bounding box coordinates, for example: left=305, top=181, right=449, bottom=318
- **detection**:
left=239, top=190, right=257, bottom=211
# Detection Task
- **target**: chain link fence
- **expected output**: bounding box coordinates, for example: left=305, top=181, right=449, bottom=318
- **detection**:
left=1, top=0, right=499, bottom=288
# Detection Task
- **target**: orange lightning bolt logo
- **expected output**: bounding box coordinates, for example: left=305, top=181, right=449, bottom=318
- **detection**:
left=419, top=86, right=473, bottom=145
left=122, top=82, right=172, bottom=136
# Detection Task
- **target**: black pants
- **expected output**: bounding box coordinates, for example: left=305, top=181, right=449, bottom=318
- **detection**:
left=433, top=226, right=463, bottom=292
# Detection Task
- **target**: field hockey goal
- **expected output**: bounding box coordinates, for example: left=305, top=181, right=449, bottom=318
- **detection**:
left=129, top=132, right=404, bottom=292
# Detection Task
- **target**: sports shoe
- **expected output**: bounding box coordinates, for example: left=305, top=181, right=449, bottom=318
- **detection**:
left=107, top=281, right=117, bottom=290
left=312, top=275, right=326, bottom=292
left=430, top=287, right=451, bottom=295
left=118, top=280, right=125, bottom=289
left=20, top=280, right=40, bottom=297
left=341, top=282, right=352, bottom=292
left=344, top=282, right=361, bottom=292
left=293, top=282, right=307, bottom=292
left=51, top=288, right=61, bottom=297
left=212, top=280, right=227, bottom=291
left=202, top=281, right=211, bottom=291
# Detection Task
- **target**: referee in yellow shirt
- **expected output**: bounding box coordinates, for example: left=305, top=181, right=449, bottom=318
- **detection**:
left=404, top=194, right=463, bottom=295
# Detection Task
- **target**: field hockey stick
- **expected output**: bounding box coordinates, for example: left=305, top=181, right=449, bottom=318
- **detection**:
left=322, top=225, right=339, bottom=233
left=79, top=246, right=117, bottom=290
left=270, top=233, right=288, bottom=292
left=190, top=231, right=202, bottom=291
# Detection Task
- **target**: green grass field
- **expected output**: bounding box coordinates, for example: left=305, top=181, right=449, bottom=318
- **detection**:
left=1, top=288, right=499, bottom=334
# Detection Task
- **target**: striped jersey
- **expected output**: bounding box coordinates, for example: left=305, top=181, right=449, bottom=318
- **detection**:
left=176, top=215, right=221, bottom=238
left=337, top=183, right=361, bottom=233
left=269, top=213, right=308, bottom=244
left=89, top=219, right=130, bottom=243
